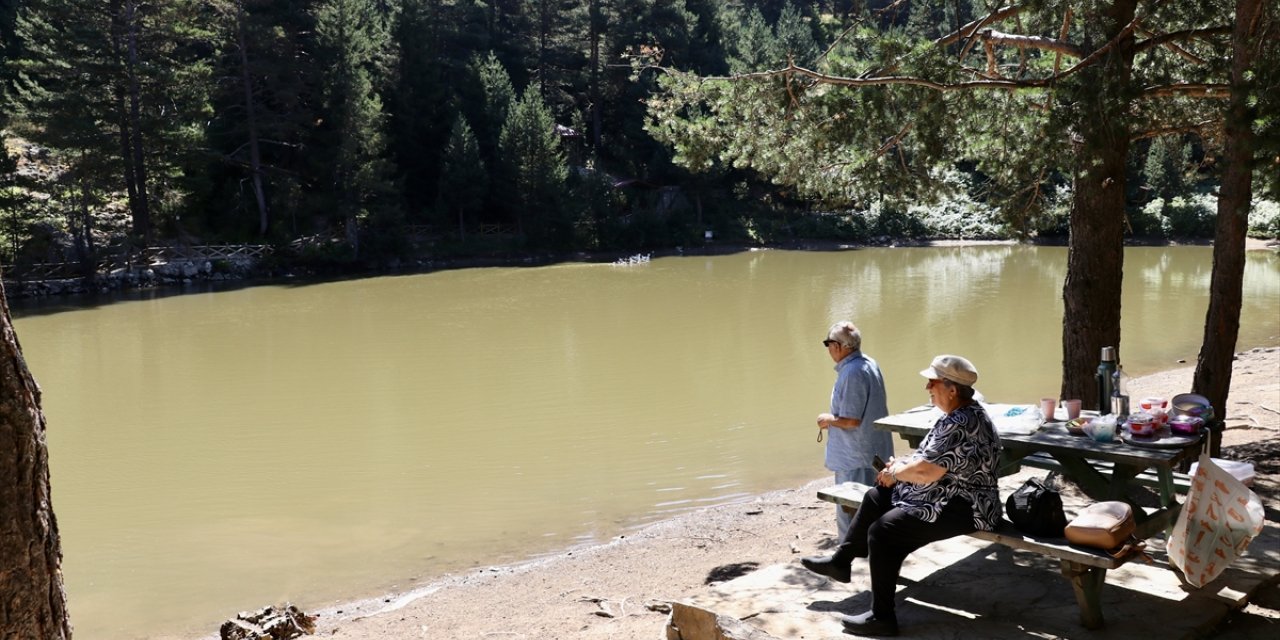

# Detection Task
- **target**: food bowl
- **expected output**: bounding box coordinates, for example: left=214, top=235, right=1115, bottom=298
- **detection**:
left=1066, top=416, right=1093, bottom=436
left=1171, top=393, right=1214, bottom=420
left=1127, top=412, right=1157, bottom=437
left=1169, top=414, right=1204, bottom=435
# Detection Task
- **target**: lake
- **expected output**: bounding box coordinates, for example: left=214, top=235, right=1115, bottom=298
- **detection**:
left=12, top=245, right=1279, bottom=638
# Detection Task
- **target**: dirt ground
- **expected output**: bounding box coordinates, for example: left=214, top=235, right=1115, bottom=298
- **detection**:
left=275, top=345, right=1278, bottom=640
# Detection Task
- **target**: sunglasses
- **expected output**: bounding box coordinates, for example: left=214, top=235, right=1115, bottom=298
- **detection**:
left=823, top=340, right=839, bottom=347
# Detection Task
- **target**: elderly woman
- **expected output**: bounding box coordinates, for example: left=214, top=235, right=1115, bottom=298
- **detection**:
left=800, top=355, right=1002, bottom=637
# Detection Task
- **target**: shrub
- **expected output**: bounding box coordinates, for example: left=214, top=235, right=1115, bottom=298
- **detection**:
left=1161, top=194, right=1216, bottom=238
left=1248, top=199, right=1280, bottom=239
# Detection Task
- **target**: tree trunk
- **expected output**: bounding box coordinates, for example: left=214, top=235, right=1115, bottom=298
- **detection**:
left=1059, top=0, right=1137, bottom=408
left=0, top=281, right=72, bottom=638
left=588, top=0, right=602, bottom=154
left=1193, top=0, right=1265, bottom=456
left=125, top=0, right=152, bottom=244
left=110, top=0, right=142, bottom=242
left=235, top=0, right=270, bottom=236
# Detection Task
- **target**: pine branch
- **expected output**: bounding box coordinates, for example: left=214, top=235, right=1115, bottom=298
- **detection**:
left=1140, top=83, right=1231, bottom=98
left=1134, top=26, right=1233, bottom=55
left=975, top=29, right=1086, bottom=59
left=1130, top=119, right=1219, bottom=142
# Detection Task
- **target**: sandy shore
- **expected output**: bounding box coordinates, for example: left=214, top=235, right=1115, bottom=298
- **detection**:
left=254, top=345, right=1279, bottom=640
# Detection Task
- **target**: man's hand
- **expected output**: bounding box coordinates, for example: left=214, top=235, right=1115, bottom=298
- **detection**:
left=817, top=413, right=837, bottom=429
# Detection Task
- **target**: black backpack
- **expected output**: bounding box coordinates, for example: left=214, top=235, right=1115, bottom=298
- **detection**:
left=1005, top=474, right=1068, bottom=537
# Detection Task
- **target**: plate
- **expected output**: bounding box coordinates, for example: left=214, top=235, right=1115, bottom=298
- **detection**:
left=1121, top=431, right=1201, bottom=449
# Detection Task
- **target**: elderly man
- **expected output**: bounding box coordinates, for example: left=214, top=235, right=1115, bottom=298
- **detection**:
left=817, top=321, right=894, bottom=539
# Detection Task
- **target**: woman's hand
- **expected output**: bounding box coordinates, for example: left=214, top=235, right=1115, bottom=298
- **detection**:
left=876, top=456, right=899, bottom=487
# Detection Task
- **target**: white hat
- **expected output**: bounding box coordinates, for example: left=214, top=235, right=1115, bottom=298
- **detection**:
left=920, top=354, right=978, bottom=387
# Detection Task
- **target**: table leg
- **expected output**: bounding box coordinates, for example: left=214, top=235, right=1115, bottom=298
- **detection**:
left=1060, top=560, right=1107, bottom=629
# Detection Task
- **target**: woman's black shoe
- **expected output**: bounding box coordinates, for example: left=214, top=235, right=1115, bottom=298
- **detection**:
left=838, top=611, right=899, bottom=636
left=799, top=555, right=851, bottom=583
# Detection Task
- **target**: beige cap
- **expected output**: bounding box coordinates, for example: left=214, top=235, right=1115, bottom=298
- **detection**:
left=919, top=354, right=979, bottom=387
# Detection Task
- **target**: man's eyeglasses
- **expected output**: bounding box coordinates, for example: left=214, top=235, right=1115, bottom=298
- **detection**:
left=823, top=340, right=838, bottom=347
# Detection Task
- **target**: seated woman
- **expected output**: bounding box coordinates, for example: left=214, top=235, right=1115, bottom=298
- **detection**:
left=800, top=354, right=1002, bottom=637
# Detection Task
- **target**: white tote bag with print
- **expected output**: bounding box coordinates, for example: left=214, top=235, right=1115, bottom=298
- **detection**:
left=1167, top=454, right=1265, bottom=588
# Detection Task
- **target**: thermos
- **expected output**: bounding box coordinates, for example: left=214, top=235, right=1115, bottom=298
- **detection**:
left=1095, top=346, right=1117, bottom=414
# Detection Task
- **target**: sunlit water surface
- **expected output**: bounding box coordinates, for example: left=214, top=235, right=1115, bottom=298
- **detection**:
left=12, top=245, right=1279, bottom=638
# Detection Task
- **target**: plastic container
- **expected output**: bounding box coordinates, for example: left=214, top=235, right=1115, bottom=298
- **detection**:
left=1190, top=458, right=1255, bottom=487
left=1086, top=414, right=1118, bottom=443
left=1169, top=414, right=1203, bottom=435
left=1127, top=412, right=1156, bottom=437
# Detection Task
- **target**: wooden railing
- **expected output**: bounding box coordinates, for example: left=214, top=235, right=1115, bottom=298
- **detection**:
left=3, top=244, right=274, bottom=282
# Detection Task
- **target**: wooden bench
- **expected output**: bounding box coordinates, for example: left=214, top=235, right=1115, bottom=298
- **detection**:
left=817, top=482, right=1158, bottom=629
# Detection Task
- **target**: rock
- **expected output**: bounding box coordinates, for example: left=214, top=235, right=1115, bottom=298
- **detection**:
left=219, top=604, right=316, bottom=640
left=666, top=602, right=778, bottom=640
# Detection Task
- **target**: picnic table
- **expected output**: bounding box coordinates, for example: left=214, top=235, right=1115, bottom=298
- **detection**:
left=817, top=403, right=1207, bottom=628
left=876, top=404, right=1204, bottom=536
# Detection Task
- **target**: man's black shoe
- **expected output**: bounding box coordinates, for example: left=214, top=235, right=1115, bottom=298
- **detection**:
left=838, top=610, right=899, bottom=637
left=799, top=555, right=851, bottom=583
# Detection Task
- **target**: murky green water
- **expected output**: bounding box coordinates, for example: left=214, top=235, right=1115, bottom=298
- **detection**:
left=12, top=245, right=1279, bottom=638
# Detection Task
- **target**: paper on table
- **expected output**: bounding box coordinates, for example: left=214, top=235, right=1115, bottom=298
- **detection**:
left=984, top=403, right=1042, bottom=435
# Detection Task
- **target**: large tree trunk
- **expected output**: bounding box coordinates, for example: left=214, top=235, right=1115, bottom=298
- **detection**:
left=1193, top=0, right=1265, bottom=456
left=1060, top=0, right=1137, bottom=408
left=0, top=282, right=72, bottom=638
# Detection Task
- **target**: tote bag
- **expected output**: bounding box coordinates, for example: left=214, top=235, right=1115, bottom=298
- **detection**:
left=1167, top=454, right=1265, bottom=588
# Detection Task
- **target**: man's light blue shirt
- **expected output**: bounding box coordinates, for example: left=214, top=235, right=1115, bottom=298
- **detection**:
left=825, top=350, right=894, bottom=472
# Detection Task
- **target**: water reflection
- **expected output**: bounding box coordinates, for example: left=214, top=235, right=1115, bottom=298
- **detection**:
left=12, top=245, right=1279, bottom=638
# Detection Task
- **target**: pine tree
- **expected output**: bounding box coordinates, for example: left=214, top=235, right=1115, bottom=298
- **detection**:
left=499, top=87, right=567, bottom=245
left=1143, top=136, right=1190, bottom=213
left=11, top=0, right=213, bottom=245
left=438, top=116, right=487, bottom=240
left=311, top=0, right=401, bottom=255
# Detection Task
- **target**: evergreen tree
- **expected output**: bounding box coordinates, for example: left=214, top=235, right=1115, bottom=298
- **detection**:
left=725, top=7, right=777, bottom=72
left=438, top=116, right=487, bottom=240
left=11, top=0, right=213, bottom=245
left=499, top=87, right=567, bottom=245
left=311, top=0, right=401, bottom=255
left=1144, top=136, right=1191, bottom=213
left=392, top=0, right=488, bottom=217
left=204, top=0, right=315, bottom=239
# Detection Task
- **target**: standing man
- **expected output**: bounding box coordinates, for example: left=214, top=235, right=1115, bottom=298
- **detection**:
left=818, top=321, right=894, bottom=539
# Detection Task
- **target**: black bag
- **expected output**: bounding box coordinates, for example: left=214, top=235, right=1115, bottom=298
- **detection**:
left=1005, top=475, right=1068, bottom=537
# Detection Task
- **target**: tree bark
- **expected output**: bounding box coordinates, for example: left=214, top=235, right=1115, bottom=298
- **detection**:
left=0, top=281, right=72, bottom=638
left=125, top=0, right=152, bottom=244
left=234, top=0, right=270, bottom=236
left=1060, top=1, right=1137, bottom=408
left=110, top=0, right=142, bottom=243
left=1193, top=0, right=1265, bottom=456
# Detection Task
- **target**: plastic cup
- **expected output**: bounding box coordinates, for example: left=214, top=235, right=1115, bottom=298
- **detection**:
left=1064, top=399, right=1082, bottom=420
left=1040, top=397, right=1057, bottom=422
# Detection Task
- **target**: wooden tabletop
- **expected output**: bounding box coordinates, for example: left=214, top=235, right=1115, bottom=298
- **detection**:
left=875, top=405, right=1201, bottom=470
